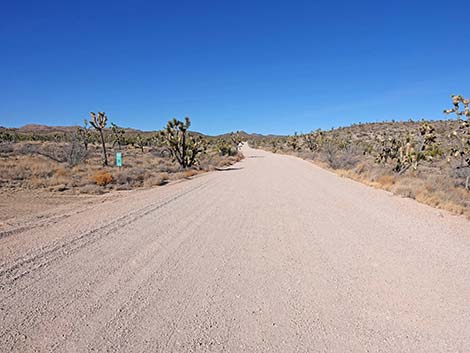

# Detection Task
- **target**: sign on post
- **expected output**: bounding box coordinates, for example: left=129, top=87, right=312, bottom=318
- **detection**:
left=116, top=152, right=122, bottom=167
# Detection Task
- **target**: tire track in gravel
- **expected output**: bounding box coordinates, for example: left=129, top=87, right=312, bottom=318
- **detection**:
left=0, top=175, right=224, bottom=352
left=0, top=175, right=218, bottom=287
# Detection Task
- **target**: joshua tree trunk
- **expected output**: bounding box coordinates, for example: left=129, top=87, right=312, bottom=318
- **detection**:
left=99, top=129, right=108, bottom=166
left=181, top=132, right=187, bottom=168
left=89, top=112, right=109, bottom=166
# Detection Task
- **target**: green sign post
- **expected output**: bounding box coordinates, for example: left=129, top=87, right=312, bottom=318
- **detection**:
left=116, top=152, right=122, bottom=167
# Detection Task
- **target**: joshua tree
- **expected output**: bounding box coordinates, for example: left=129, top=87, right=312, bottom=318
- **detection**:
left=287, top=133, right=301, bottom=151
left=302, top=129, right=323, bottom=152
left=230, top=131, right=243, bottom=150
left=76, top=119, right=93, bottom=150
left=89, top=112, right=108, bottom=166
left=270, top=140, right=278, bottom=153
left=444, top=95, right=470, bottom=189
left=0, top=129, right=18, bottom=143
left=111, top=123, right=126, bottom=150
left=375, top=120, right=440, bottom=174
left=443, top=95, right=470, bottom=119
left=160, top=117, right=206, bottom=168
left=135, top=134, right=146, bottom=152
left=215, top=138, right=234, bottom=156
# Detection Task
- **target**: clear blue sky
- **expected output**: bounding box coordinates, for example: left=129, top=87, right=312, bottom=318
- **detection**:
left=1, top=0, right=469, bottom=135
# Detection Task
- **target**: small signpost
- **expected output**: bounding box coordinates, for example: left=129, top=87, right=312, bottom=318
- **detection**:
left=116, top=152, right=122, bottom=167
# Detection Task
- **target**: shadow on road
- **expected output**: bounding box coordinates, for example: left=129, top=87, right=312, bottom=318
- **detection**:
left=215, top=167, right=244, bottom=171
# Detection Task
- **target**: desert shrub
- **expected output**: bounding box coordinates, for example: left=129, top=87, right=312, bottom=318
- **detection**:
left=453, top=167, right=470, bottom=189
left=354, top=162, right=368, bottom=174
left=0, top=143, right=14, bottom=154
left=143, top=173, right=169, bottom=187
left=79, top=184, right=106, bottom=194
left=323, top=140, right=338, bottom=168
left=114, top=171, right=131, bottom=185
left=320, top=141, right=358, bottom=170
left=127, top=168, right=146, bottom=186
left=54, top=167, right=68, bottom=177
left=28, top=176, right=47, bottom=189
left=183, top=170, right=198, bottom=178
left=91, top=170, right=113, bottom=186
left=155, top=159, right=181, bottom=173
left=16, top=143, right=39, bottom=155
left=336, top=149, right=359, bottom=169
left=377, top=175, right=396, bottom=189
left=115, top=184, right=132, bottom=191
left=390, top=178, right=424, bottom=199
left=66, top=135, right=88, bottom=166
left=37, top=136, right=88, bottom=167
left=48, top=174, right=70, bottom=187
left=150, top=147, right=172, bottom=159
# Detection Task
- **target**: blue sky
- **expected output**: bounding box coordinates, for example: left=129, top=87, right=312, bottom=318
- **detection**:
left=1, top=0, right=469, bottom=135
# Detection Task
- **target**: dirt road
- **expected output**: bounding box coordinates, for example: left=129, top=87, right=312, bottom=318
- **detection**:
left=1, top=145, right=469, bottom=352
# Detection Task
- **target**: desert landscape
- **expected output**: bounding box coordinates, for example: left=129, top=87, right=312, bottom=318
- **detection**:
left=0, top=116, right=243, bottom=222
left=1, top=141, right=470, bottom=352
left=1, top=100, right=470, bottom=352
left=2, top=1, right=470, bottom=352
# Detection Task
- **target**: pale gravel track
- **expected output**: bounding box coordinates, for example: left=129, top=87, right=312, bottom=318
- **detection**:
left=1, top=145, right=469, bottom=352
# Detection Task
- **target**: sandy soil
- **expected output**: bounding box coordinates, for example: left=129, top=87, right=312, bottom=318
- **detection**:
left=1, top=145, right=469, bottom=352
left=0, top=190, right=98, bottom=225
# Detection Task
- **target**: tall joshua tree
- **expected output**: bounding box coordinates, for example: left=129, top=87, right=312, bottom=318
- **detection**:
left=160, top=117, right=205, bottom=168
left=89, top=112, right=108, bottom=166
left=444, top=95, right=470, bottom=190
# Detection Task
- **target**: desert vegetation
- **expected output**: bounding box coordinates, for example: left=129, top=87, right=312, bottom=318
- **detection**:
left=0, top=116, right=243, bottom=196
left=248, top=95, right=470, bottom=217
left=159, top=117, right=206, bottom=168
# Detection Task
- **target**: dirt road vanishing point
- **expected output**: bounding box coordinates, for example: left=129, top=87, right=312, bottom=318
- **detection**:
left=1, top=145, right=469, bottom=352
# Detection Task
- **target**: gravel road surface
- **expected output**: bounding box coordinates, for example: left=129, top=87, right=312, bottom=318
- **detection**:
left=1, top=145, right=469, bottom=352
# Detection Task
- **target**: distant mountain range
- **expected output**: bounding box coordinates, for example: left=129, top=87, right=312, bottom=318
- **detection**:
left=0, top=124, right=284, bottom=138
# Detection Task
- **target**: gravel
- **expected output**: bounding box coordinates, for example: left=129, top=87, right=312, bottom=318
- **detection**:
left=1, top=145, right=469, bottom=352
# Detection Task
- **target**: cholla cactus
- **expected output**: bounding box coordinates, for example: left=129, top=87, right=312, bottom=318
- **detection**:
left=444, top=95, right=470, bottom=189
left=160, top=117, right=206, bottom=168
left=89, top=112, right=108, bottom=166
